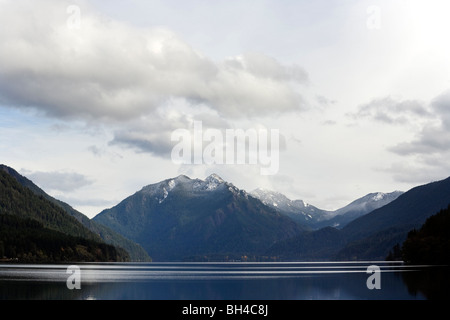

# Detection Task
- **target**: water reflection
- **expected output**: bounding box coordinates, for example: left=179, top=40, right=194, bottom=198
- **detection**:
left=0, top=262, right=446, bottom=300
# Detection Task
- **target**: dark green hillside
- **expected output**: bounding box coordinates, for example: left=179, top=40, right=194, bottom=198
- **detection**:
left=0, top=164, right=150, bottom=262
left=0, top=214, right=126, bottom=262
left=1, top=169, right=98, bottom=239
left=266, top=226, right=346, bottom=261
left=0, top=168, right=129, bottom=262
left=401, top=206, right=450, bottom=265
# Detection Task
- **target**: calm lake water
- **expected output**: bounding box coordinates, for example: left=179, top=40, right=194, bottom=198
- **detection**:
left=0, top=261, right=448, bottom=300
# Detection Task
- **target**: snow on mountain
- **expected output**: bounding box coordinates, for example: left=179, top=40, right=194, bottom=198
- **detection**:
left=372, top=192, right=384, bottom=201
left=193, top=173, right=228, bottom=191
left=140, top=175, right=184, bottom=204
left=137, top=175, right=403, bottom=229
left=251, top=188, right=306, bottom=211
left=139, top=173, right=246, bottom=205
left=250, top=188, right=405, bottom=229
left=312, top=190, right=405, bottom=229
left=168, top=179, right=176, bottom=190
left=94, top=173, right=302, bottom=261
left=250, top=188, right=330, bottom=226
left=331, top=191, right=404, bottom=218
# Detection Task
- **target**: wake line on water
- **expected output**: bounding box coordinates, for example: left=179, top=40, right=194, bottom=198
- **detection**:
left=0, top=261, right=432, bottom=283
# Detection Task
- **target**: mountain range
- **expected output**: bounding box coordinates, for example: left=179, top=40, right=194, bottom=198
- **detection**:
left=93, top=173, right=450, bottom=261
left=269, top=176, right=450, bottom=261
left=337, top=176, right=450, bottom=260
left=250, top=188, right=403, bottom=229
left=93, top=174, right=302, bottom=261
left=1, top=163, right=449, bottom=262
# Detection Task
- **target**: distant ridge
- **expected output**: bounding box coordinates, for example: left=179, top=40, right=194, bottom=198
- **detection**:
left=319, top=191, right=404, bottom=229
left=269, top=176, right=450, bottom=261
left=337, top=176, right=450, bottom=260
left=250, top=188, right=403, bottom=229
left=343, top=177, right=450, bottom=238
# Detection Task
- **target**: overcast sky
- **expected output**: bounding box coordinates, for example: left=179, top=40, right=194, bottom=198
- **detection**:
left=1, top=0, right=450, bottom=218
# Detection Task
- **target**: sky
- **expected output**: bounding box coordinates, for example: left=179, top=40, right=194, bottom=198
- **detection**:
left=1, top=0, right=450, bottom=218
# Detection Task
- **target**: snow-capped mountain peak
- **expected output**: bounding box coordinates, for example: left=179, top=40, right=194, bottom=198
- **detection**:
left=205, top=173, right=225, bottom=183
left=250, top=188, right=330, bottom=224
left=144, top=173, right=240, bottom=197
left=127, top=175, right=404, bottom=231
left=331, top=191, right=404, bottom=218
left=167, top=179, right=176, bottom=190
left=203, top=174, right=225, bottom=190
left=192, top=174, right=225, bottom=192
left=372, top=192, right=385, bottom=201
left=251, top=188, right=297, bottom=208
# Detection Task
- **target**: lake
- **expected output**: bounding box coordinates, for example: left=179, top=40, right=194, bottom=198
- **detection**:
left=0, top=261, right=448, bottom=300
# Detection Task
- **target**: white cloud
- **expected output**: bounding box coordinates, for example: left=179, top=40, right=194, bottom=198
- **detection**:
left=351, top=96, right=432, bottom=125
left=25, top=170, right=93, bottom=192
left=374, top=89, right=450, bottom=184
left=0, top=0, right=307, bottom=122
left=388, top=89, right=450, bottom=155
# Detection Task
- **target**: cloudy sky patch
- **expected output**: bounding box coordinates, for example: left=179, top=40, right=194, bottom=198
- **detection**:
left=25, top=170, right=93, bottom=193
left=0, top=0, right=308, bottom=122
left=1, top=0, right=450, bottom=216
